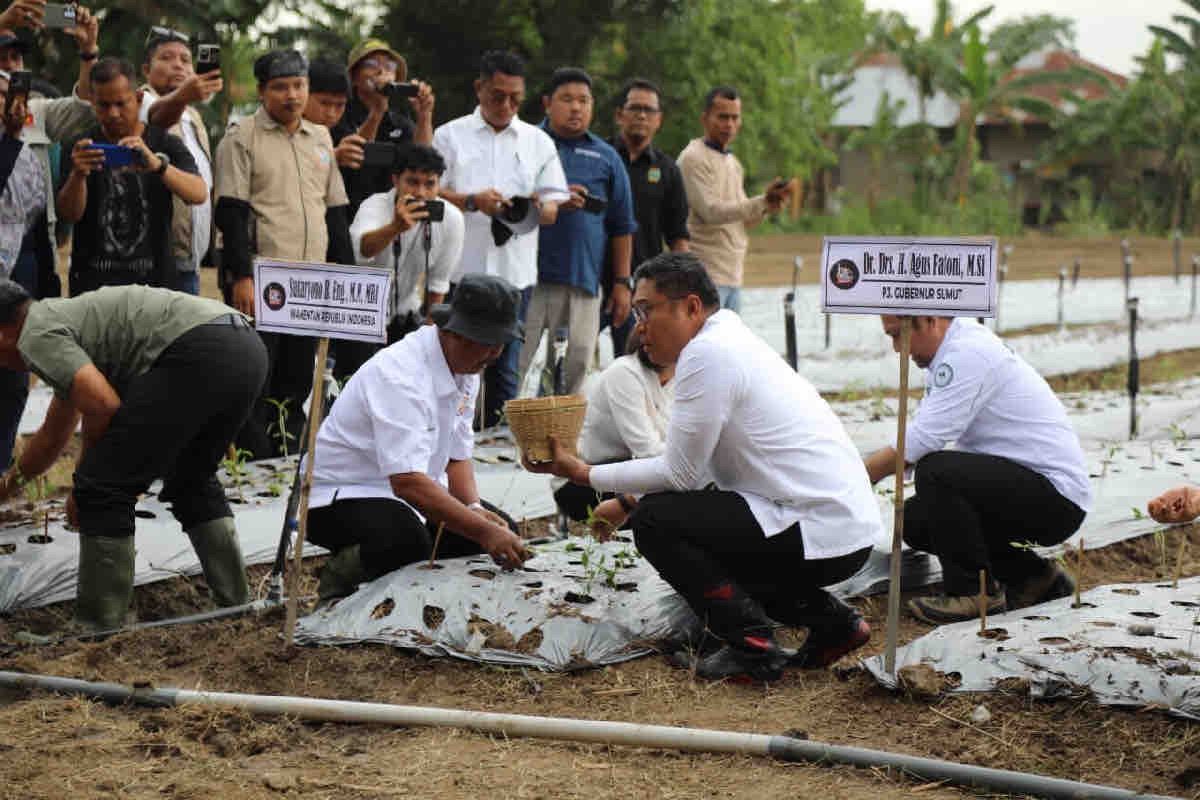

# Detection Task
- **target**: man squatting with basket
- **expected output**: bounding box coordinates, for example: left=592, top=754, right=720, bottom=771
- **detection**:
left=526, top=252, right=883, bottom=681
left=305, top=273, right=531, bottom=604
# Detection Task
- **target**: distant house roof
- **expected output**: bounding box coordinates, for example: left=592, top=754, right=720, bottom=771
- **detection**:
left=990, top=49, right=1129, bottom=125
left=831, top=53, right=959, bottom=127
left=832, top=48, right=1127, bottom=129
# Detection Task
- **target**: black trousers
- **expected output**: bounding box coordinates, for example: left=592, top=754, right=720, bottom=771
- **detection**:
left=903, top=451, right=1086, bottom=595
left=73, top=318, right=268, bottom=537
left=553, top=482, right=614, bottom=523
left=236, top=331, right=315, bottom=460
left=631, top=490, right=872, bottom=626
left=308, top=496, right=517, bottom=579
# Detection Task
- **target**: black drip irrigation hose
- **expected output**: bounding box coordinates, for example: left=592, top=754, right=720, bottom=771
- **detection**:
left=0, top=671, right=1177, bottom=800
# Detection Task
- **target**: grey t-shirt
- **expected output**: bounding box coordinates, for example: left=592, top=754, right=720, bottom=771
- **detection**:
left=18, top=285, right=237, bottom=399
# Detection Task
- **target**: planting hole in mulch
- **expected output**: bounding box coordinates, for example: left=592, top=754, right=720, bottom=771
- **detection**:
left=1112, top=588, right=1140, bottom=595
left=422, top=605, right=444, bottom=629
left=26, top=534, right=51, bottom=544
left=418, top=563, right=444, bottom=570
left=134, top=510, right=156, bottom=519
left=1071, top=602, right=1097, bottom=608
left=1023, top=615, right=1051, bottom=621
left=468, top=569, right=496, bottom=580
left=1038, top=636, right=1071, bottom=645
left=1131, top=611, right=1161, bottom=618
left=614, top=582, right=638, bottom=592
left=564, top=591, right=595, bottom=604
left=1171, top=601, right=1200, bottom=607
left=0, top=543, right=14, bottom=555
left=370, top=598, right=395, bottom=619
left=1090, top=620, right=1117, bottom=627
left=978, top=628, right=1010, bottom=640
left=522, top=581, right=543, bottom=588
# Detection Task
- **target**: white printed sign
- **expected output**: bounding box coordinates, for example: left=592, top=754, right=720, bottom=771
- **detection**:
left=253, top=258, right=392, bottom=343
left=820, top=236, right=998, bottom=317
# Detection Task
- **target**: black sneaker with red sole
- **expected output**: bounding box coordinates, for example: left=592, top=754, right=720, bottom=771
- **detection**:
left=791, top=618, right=871, bottom=668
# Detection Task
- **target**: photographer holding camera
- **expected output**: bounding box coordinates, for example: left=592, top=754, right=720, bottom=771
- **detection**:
left=336, top=143, right=463, bottom=379
left=58, top=57, right=205, bottom=296
left=333, top=38, right=433, bottom=217
left=138, top=27, right=220, bottom=295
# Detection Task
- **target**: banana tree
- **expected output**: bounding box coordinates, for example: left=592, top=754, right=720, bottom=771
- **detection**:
left=944, top=22, right=1100, bottom=203
left=844, top=92, right=925, bottom=212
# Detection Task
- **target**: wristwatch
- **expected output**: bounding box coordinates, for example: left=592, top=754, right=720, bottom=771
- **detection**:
left=615, top=276, right=634, bottom=291
left=464, top=193, right=478, bottom=213
left=154, top=152, right=170, bottom=175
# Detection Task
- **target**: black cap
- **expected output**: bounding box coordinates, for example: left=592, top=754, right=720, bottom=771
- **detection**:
left=430, top=274, right=523, bottom=347
left=253, top=50, right=307, bottom=84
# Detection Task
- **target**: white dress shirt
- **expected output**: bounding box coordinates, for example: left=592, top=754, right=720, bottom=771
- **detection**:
left=579, top=354, right=672, bottom=464
left=906, top=317, right=1093, bottom=512
left=309, top=324, right=478, bottom=518
left=590, top=310, right=883, bottom=558
left=350, top=189, right=464, bottom=318
left=432, top=107, right=568, bottom=288
left=139, top=89, right=213, bottom=270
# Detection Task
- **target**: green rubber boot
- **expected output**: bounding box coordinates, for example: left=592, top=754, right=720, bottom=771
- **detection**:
left=75, top=535, right=136, bottom=631
left=317, top=545, right=366, bottom=604
left=186, top=517, right=250, bottom=607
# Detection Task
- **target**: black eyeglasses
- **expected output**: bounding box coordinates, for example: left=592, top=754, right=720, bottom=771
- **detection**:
left=623, top=104, right=661, bottom=116
left=145, top=26, right=189, bottom=47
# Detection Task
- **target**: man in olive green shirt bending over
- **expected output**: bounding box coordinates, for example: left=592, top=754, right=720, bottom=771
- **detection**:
left=0, top=281, right=268, bottom=631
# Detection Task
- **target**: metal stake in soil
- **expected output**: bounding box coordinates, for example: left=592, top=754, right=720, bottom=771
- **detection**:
left=977, top=569, right=987, bottom=634
left=284, top=336, right=331, bottom=646
left=784, top=255, right=801, bottom=370
left=1174, top=229, right=1182, bottom=283
left=884, top=316, right=912, bottom=674
left=1126, top=297, right=1139, bottom=440
left=1056, top=267, right=1066, bottom=332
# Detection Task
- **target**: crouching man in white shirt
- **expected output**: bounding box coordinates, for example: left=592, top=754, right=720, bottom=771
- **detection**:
left=865, top=316, right=1093, bottom=625
left=306, top=274, right=531, bottom=603
left=334, top=143, right=465, bottom=381
left=526, top=253, right=883, bottom=682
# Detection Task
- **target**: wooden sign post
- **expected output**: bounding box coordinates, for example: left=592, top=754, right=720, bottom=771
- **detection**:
left=821, top=236, right=998, bottom=674
left=251, top=257, right=393, bottom=647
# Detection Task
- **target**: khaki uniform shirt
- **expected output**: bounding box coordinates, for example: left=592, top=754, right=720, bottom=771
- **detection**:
left=214, top=106, right=347, bottom=263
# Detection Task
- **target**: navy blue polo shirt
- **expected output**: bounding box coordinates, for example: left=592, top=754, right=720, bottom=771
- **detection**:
left=537, top=122, right=637, bottom=295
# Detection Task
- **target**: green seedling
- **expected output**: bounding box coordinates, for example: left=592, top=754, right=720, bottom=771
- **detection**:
left=1169, top=423, right=1188, bottom=445
left=1131, top=506, right=1145, bottom=520
left=21, top=474, right=54, bottom=541
left=221, top=447, right=253, bottom=500
left=264, top=397, right=297, bottom=457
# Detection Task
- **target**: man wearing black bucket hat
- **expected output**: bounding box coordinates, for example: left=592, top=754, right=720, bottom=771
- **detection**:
left=305, top=272, right=531, bottom=604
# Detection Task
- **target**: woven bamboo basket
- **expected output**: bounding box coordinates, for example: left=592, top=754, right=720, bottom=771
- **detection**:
left=504, top=395, right=587, bottom=463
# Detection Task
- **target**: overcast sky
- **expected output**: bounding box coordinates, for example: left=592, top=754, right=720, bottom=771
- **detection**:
left=864, top=0, right=1190, bottom=77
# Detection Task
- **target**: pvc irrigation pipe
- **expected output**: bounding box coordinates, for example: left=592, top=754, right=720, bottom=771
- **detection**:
left=0, top=671, right=1175, bottom=800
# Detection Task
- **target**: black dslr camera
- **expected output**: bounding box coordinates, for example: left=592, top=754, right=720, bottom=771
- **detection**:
left=500, top=195, right=531, bottom=223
